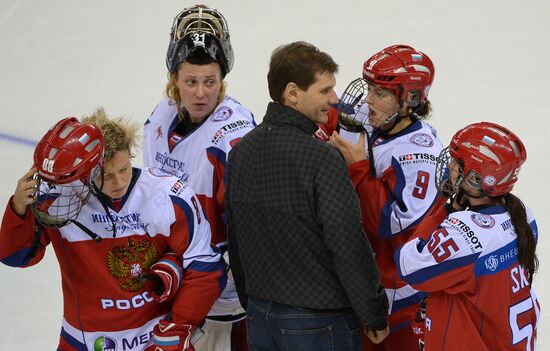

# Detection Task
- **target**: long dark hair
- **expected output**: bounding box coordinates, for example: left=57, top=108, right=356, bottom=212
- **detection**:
left=504, top=193, right=538, bottom=282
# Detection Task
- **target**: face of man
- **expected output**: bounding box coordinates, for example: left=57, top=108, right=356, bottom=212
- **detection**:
left=293, top=71, right=339, bottom=124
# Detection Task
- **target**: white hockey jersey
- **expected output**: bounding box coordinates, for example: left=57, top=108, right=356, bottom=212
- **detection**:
left=344, top=119, right=445, bottom=330
left=143, top=96, right=255, bottom=318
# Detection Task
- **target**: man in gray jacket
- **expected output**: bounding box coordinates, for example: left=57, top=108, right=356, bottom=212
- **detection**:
left=226, top=41, right=389, bottom=351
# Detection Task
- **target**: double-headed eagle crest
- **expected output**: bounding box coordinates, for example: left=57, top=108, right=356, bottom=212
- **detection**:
left=107, top=238, right=158, bottom=291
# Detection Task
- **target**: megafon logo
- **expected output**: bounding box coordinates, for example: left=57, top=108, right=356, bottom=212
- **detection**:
left=94, top=336, right=117, bottom=351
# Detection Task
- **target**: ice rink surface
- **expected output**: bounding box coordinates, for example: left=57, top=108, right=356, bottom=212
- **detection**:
left=1, top=0, right=549, bottom=349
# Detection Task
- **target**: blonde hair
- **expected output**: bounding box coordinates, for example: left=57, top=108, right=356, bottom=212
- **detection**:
left=165, top=70, right=227, bottom=121
left=81, top=107, right=140, bottom=162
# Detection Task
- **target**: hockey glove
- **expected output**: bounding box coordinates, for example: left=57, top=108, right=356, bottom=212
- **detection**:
left=151, top=320, right=195, bottom=351
left=411, top=298, right=427, bottom=351
left=142, top=253, right=183, bottom=303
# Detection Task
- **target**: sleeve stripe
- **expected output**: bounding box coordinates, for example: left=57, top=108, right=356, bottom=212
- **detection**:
left=206, top=146, right=228, bottom=167
left=169, top=195, right=194, bottom=244
left=399, top=251, right=478, bottom=285
left=1, top=245, right=38, bottom=267
left=187, top=259, right=226, bottom=273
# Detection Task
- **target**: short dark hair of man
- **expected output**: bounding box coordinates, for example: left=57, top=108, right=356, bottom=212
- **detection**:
left=267, top=41, right=339, bottom=104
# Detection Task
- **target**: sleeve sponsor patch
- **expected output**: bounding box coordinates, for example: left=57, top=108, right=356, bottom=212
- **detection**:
left=170, top=179, right=186, bottom=195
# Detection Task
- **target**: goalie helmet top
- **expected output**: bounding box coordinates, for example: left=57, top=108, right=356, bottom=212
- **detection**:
left=363, top=44, right=434, bottom=107
left=32, top=117, right=104, bottom=228
left=166, top=4, right=234, bottom=76
left=436, top=121, right=526, bottom=197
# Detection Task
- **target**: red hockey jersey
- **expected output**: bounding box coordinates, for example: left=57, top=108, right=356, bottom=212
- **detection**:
left=0, top=168, right=226, bottom=350
left=396, top=205, right=540, bottom=350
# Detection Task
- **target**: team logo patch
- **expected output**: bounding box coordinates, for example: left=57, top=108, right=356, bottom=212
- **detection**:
left=210, top=106, right=233, bottom=122
left=410, top=133, right=434, bottom=147
left=107, top=238, right=158, bottom=292
left=155, top=126, right=163, bottom=141
left=471, top=213, right=496, bottom=229
left=170, top=180, right=186, bottom=195
left=484, top=255, right=499, bottom=272
left=94, top=336, right=117, bottom=351
left=484, top=175, right=496, bottom=186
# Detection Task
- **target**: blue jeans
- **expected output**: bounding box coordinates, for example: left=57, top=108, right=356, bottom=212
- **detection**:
left=246, top=297, right=361, bottom=351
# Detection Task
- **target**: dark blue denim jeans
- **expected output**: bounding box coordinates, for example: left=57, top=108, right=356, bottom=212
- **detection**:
left=246, top=297, right=361, bottom=351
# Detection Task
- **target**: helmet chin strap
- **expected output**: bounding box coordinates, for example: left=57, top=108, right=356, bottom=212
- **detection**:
left=452, top=175, right=487, bottom=210
left=378, top=101, right=403, bottom=134
left=92, top=171, right=118, bottom=238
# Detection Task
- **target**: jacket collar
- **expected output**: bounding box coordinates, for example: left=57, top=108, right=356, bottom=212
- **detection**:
left=263, top=102, right=319, bottom=136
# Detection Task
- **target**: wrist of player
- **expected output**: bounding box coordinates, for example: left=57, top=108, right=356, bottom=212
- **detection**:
left=152, top=320, right=197, bottom=351
left=142, top=253, right=183, bottom=303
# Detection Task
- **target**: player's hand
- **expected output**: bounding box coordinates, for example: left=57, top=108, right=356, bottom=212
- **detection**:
left=142, top=253, right=183, bottom=303
left=364, top=325, right=389, bottom=344
left=411, top=298, right=427, bottom=350
left=12, top=167, right=38, bottom=216
left=330, top=131, right=367, bottom=165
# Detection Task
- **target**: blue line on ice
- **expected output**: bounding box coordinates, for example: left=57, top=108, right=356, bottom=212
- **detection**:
left=0, top=133, right=37, bottom=147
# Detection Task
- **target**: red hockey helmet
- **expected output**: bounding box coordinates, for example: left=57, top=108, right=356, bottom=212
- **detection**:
left=31, top=118, right=104, bottom=228
left=444, top=122, right=527, bottom=197
left=34, top=117, right=104, bottom=185
left=362, top=44, right=434, bottom=107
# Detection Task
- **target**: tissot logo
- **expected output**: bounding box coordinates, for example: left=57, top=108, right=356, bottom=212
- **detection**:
left=398, top=153, right=437, bottom=163
left=211, top=120, right=252, bottom=144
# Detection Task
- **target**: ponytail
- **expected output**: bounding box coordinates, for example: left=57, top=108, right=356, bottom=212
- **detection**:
left=504, top=193, right=538, bottom=282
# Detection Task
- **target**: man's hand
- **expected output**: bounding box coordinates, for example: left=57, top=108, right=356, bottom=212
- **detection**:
left=364, top=325, right=389, bottom=344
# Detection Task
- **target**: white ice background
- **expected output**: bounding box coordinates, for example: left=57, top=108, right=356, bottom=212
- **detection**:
left=1, top=0, right=549, bottom=349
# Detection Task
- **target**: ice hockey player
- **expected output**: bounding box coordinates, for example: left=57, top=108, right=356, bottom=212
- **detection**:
left=0, top=109, right=226, bottom=350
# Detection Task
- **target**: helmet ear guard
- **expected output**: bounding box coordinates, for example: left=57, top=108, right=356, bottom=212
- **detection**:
left=166, top=5, right=234, bottom=76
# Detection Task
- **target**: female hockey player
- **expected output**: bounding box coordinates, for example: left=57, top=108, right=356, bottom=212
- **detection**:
left=142, top=5, right=255, bottom=350
left=396, top=121, right=539, bottom=351
left=0, top=109, right=226, bottom=351
left=329, top=44, right=446, bottom=350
